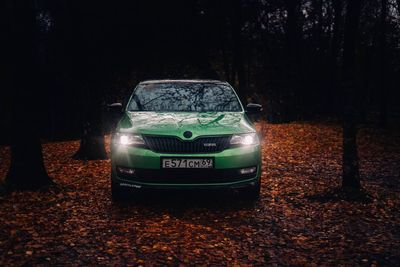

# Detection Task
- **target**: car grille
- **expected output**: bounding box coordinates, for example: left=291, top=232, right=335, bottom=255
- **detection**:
left=143, top=135, right=232, bottom=154
left=118, top=168, right=257, bottom=184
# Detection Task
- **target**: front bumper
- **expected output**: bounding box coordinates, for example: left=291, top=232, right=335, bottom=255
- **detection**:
left=111, top=143, right=262, bottom=190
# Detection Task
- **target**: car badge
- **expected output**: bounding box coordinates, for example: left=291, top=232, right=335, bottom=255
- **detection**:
left=203, top=143, right=217, bottom=147
left=183, top=131, right=193, bottom=138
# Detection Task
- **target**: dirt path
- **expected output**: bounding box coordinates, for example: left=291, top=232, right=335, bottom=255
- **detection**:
left=1, top=122, right=399, bottom=265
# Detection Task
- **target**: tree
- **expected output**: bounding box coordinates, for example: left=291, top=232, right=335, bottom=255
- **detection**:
left=70, top=1, right=108, bottom=160
left=4, top=0, right=53, bottom=190
left=231, top=0, right=247, bottom=100
left=328, top=0, right=343, bottom=114
left=283, top=0, right=302, bottom=121
left=72, top=92, right=108, bottom=160
left=331, top=0, right=344, bottom=74
left=378, top=0, right=388, bottom=128
left=341, top=0, right=362, bottom=190
left=397, top=0, right=400, bottom=17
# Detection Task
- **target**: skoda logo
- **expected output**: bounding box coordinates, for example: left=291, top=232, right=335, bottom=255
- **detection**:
left=183, top=131, right=193, bottom=138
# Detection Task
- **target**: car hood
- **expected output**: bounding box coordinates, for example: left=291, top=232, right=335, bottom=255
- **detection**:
left=117, top=112, right=255, bottom=139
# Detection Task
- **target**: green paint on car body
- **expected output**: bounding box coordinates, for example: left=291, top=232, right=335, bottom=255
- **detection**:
left=110, top=80, right=262, bottom=201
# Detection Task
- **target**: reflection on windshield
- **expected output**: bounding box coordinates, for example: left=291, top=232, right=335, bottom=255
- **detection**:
left=128, top=83, right=242, bottom=112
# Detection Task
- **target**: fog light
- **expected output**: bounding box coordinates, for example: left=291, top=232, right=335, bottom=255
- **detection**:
left=239, top=166, right=257, bottom=175
left=117, top=166, right=136, bottom=176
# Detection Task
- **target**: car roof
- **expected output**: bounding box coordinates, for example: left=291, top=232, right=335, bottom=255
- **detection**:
left=139, top=79, right=228, bottom=85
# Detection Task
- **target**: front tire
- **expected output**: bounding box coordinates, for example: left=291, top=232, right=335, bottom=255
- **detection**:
left=111, top=182, right=128, bottom=202
left=241, top=181, right=261, bottom=201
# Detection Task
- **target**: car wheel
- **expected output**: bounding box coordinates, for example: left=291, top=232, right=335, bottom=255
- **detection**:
left=111, top=182, right=128, bottom=202
left=241, top=181, right=261, bottom=201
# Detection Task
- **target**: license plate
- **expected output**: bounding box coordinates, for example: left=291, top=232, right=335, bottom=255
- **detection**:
left=161, top=158, right=213, bottom=169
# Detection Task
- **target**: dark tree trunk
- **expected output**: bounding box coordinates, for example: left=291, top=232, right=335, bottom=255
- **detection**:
left=341, top=0, right=362, bottom=190
left=231, top=0, right=246, bottom=100
left=331, top=0, right=343, bottom=63
left=397, top=0, right=400, bottom=16
left=378, top=0, right=388, bottom=128
left=222, top=47, right=232, bottom=83
left=73, top=87, right=107, bottom=160
left=284, top=0, right=302, bottom=120
left=5, top=0, right=52, bottom=190
left=71, top=3, right=108, bottom=161
left=218, top=1, right=233, bottom=84
left=285, top=0, right=301, bottom=56
left=312, top=0, right=323, bottom=48
left=73, top=132, right=107, bottom=160
left=6, top=131, right=52, bottom=190
left=328, top=0, right=343, bottom=114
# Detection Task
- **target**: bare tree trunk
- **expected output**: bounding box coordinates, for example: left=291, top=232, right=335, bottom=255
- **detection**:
left=284, top=0, right=302, bottom=121
left=328, top=0, right=343, bottom=114
left=73, top=124, right=107, bottom=160
left=378, top=0, right=388, bottom=128
left=71, top=3, right=108, bottom=161
left=331, top=0, right=343, bottom=64
left=5, top=0, right=52, bottom=190
left=73, top=85, right=107, bottom=160
left=231, top=0, right=246, bottom=100
left=6, top=131, right=52, bottom=190
left=341, top=0, right=362, bottom=190
left=222, top=47, right=232, bottom=83
left=397, top=0, right=400, bottom=17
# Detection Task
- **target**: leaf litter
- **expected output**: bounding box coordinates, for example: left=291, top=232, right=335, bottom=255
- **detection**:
left=0, top=121, right=399, bottom=265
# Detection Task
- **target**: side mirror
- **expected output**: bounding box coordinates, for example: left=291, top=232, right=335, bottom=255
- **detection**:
left=107, top=103, right=124, bottom=114
left=246, top=103, right=263, bottom=114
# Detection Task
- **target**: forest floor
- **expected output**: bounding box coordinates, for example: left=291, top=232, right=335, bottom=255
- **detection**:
left=0, top=121, right=399, bottom=266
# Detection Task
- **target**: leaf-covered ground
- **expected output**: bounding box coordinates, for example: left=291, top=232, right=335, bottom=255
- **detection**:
left=0, top=121, right=399, bottom=266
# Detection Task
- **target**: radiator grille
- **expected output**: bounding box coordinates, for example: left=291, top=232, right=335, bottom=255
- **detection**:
left=143, top=135, right=232, bottom=154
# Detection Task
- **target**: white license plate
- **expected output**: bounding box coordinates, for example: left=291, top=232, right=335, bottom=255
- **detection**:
left=162, top=158, right=213, bottom=169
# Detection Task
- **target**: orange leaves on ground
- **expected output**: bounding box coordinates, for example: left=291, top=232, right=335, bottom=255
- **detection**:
left=0, top=121, right=399, bottom=265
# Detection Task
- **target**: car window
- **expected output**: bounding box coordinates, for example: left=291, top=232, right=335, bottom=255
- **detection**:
left=128, top=83, right=242, bottom=112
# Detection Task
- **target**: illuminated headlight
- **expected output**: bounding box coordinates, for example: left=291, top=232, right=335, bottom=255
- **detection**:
left=230, top=133, right=259, bottom=146
left=115, top=133, right=145, bottom=146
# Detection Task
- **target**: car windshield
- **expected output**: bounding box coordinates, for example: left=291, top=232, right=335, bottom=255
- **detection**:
left=127, top=82, right=242, bottom=112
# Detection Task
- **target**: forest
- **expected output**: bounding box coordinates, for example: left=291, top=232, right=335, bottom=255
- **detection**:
left=1, top=0, right=400, bottom=265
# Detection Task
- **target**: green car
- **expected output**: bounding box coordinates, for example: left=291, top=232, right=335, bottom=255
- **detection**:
left=110, top=80, right=262, bottom=201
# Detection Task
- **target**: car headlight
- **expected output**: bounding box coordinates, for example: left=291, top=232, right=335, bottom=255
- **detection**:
left=230, top=133, right=259, bottom=146
left=114, top=133, right=145, bottom=146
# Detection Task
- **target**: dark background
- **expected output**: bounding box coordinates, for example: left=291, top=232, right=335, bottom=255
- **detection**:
left=2, top=0, right=400, bottom=142
left=1, top=3, right=400, bottom=264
